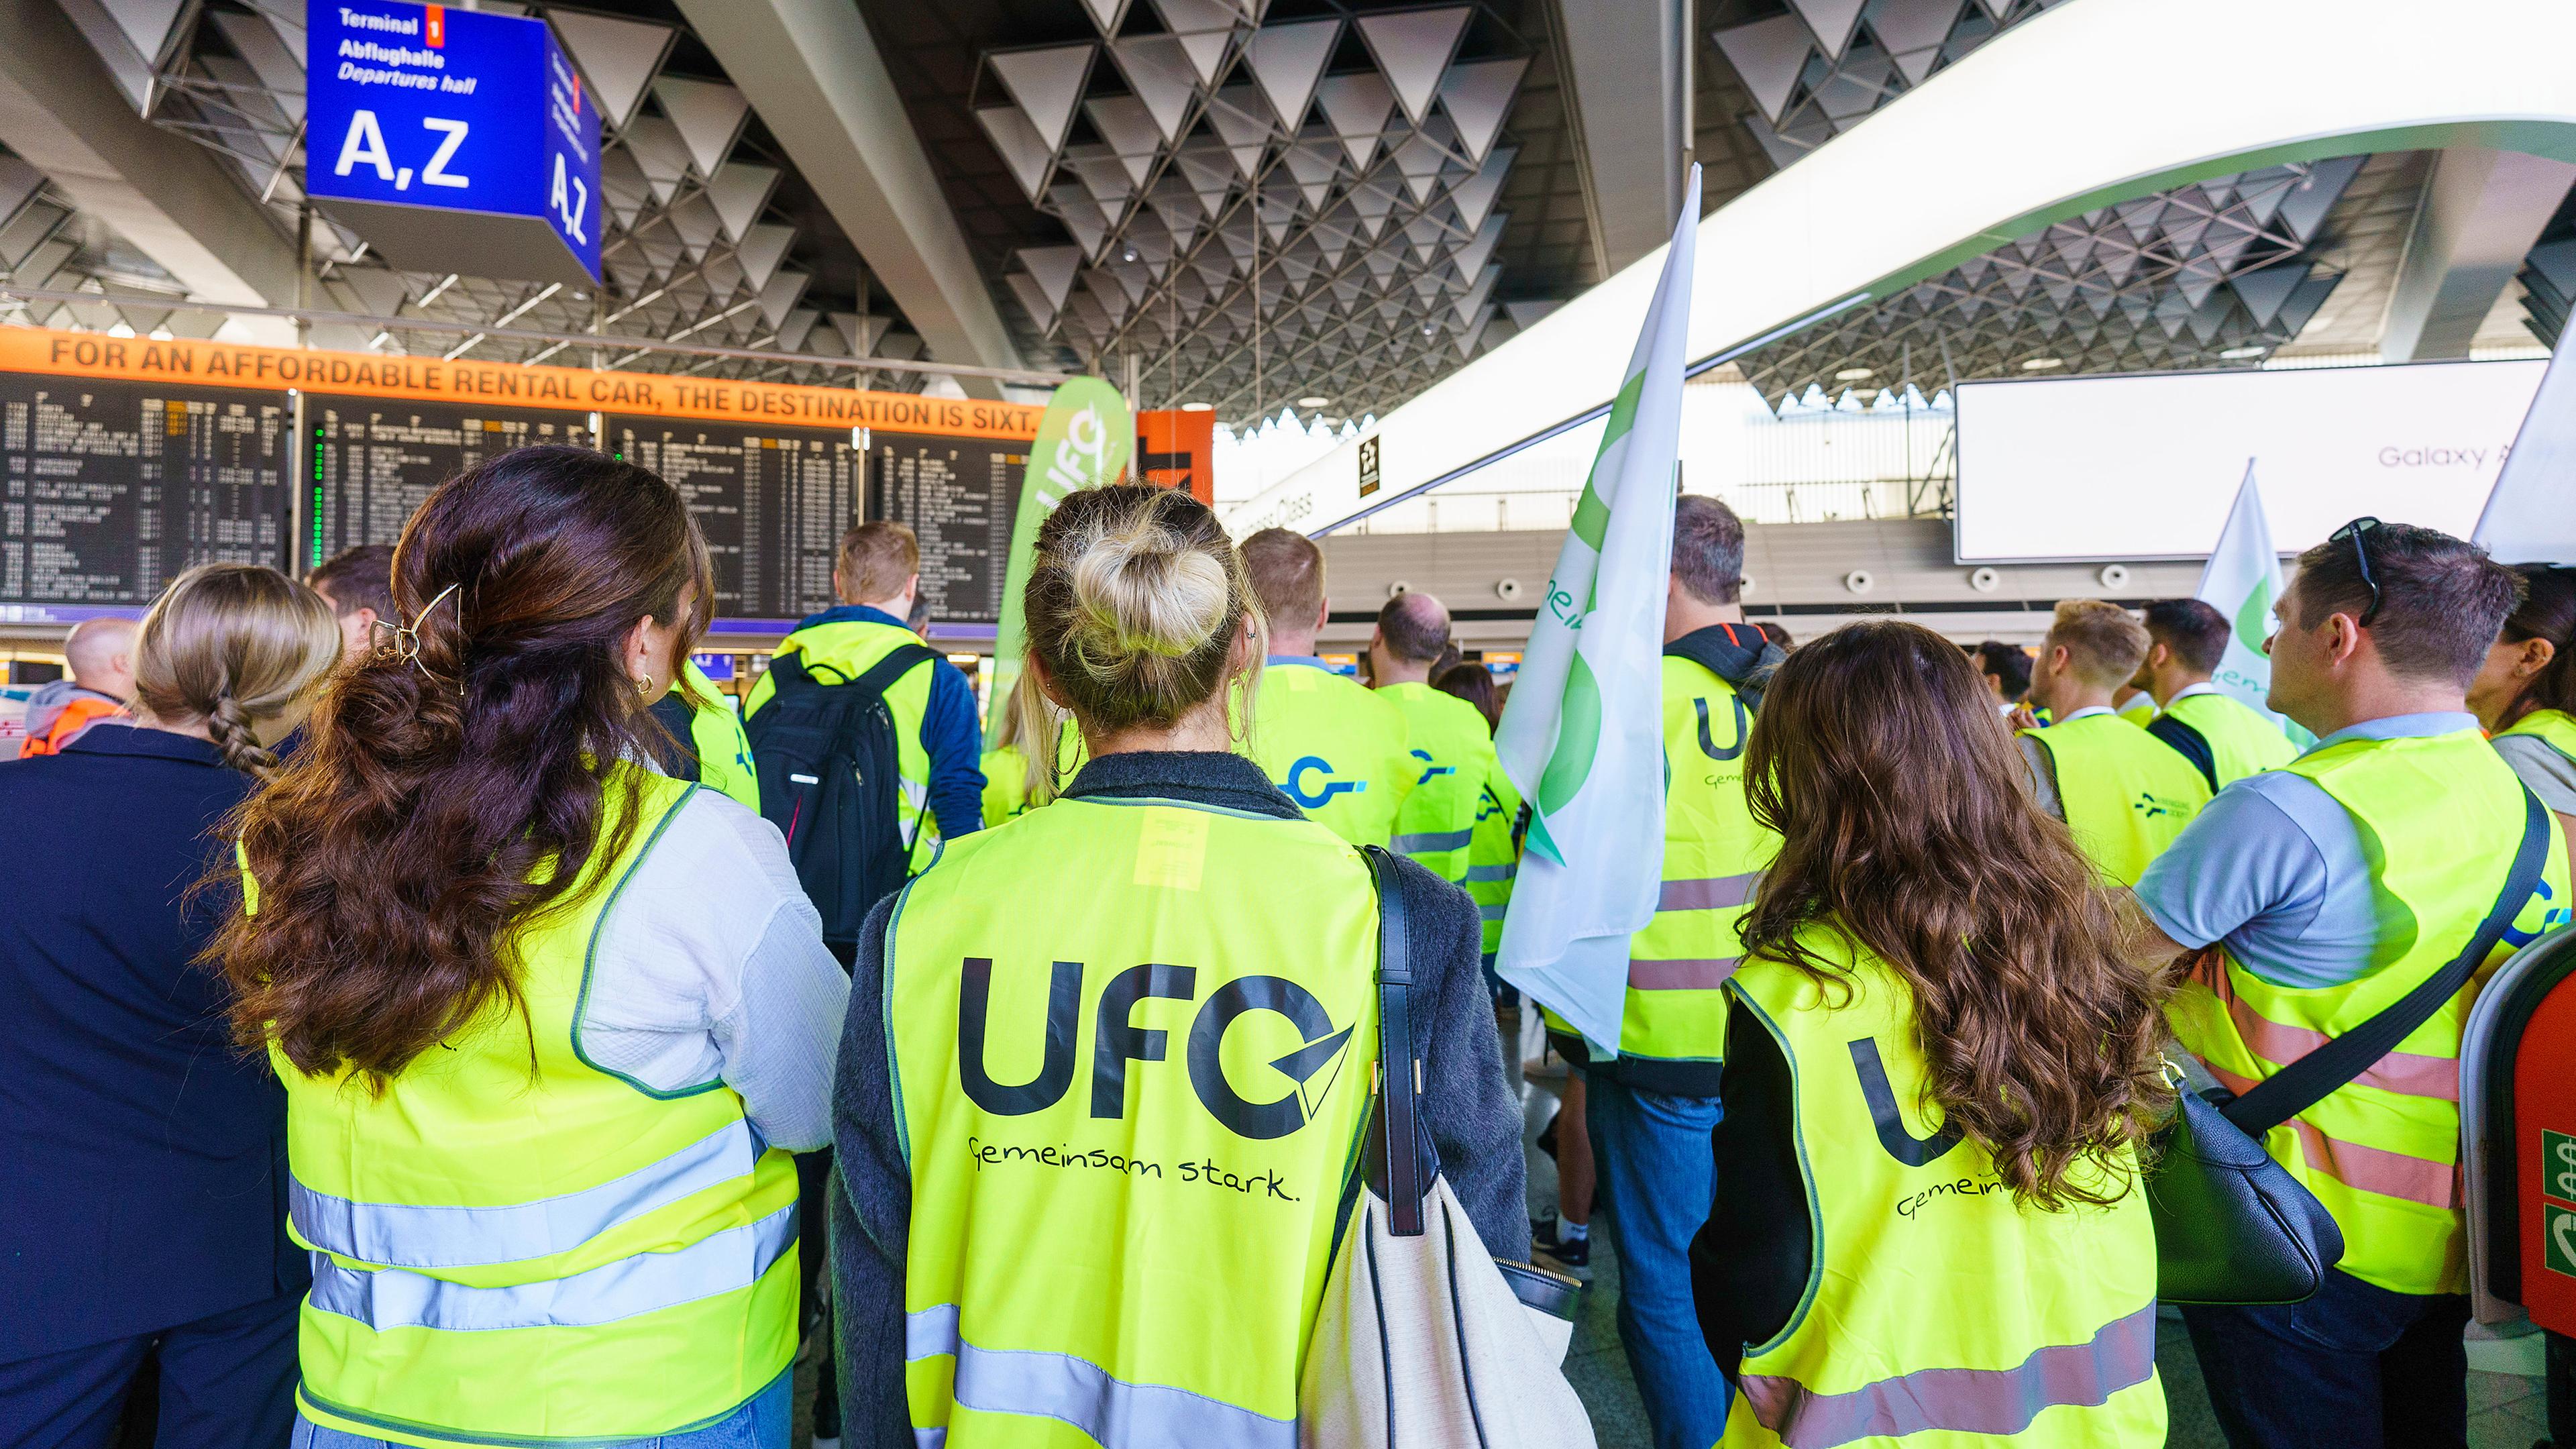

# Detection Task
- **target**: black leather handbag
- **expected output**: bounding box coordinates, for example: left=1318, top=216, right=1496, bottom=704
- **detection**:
left=2146, top=789, right=2549, bottom=1306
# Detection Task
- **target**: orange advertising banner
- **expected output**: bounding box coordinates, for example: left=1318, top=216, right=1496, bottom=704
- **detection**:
left=1134, top=407, right=1216, bottom=502
left=0, top=326, right=1044, bottom=440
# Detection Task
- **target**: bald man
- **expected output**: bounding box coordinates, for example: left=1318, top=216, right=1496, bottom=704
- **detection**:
left=1369, top=592, right=1491, bottom=885
left=19, top=618, right=137, bottom=758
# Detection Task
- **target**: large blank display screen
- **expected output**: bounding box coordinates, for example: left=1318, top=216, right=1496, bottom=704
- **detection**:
left=1953, top=359, right=2544, bottom=561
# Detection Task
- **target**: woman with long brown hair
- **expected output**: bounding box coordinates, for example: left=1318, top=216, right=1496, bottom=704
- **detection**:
left=1, top=564, right=339, bottom=1449
left=212, top=447, right=845, bottom=1449
left=1690, top=620, right=2171, bottom=1448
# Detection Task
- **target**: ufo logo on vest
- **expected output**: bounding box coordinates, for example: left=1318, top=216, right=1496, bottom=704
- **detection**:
left=956, top=959, right=1357, bottom=1140
left=1284, top=756, right=1364, bottom=808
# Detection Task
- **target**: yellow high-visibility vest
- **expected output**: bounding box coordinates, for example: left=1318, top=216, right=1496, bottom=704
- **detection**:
left=2166, top=728, right=2571, bottom=1293
left=886, top=794, right=1381, bottom=1448
left=2160, top=690, right=2297, bottom=786
left=276, top=770, right=801, bottom=1447
left=679, top=659, right=759, bottom=812
left=1723, top=928, right=2164, bottom=1448
left=1379, top=680, right=1493, bottom=883
left=2021, top=711, right=2208, bottom=886
left=1244, top=659, right=1414, bottom=849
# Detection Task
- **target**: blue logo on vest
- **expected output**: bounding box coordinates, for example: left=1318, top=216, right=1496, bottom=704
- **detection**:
left=1285, top=756, right=1365, bottom=808
left=1412, top=748, right=1454, bottom=787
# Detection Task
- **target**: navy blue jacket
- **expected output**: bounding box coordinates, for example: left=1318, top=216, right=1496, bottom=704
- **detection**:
left=790, top=604, right=985, bottom=840
left=0, top=725, right=306, bottom=1360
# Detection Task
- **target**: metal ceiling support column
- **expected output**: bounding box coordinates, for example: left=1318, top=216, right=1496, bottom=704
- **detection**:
left=674, top=0, right=1026, bottom=399
left=2379, top=146, right=2576, bottom=361
left=1546, top=0, right=1687, bottom=275
left=0, top=0, right=300, bottom=343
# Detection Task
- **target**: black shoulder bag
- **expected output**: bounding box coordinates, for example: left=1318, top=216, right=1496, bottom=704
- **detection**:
left=2148, top=789, right=2551, bottom=1305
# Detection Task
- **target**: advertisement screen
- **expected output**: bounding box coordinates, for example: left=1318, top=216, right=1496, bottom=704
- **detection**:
left=1953, top=359, right=2545, bottom=561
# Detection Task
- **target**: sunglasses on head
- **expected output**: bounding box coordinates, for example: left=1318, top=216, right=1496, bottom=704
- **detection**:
left=2328, top=516, right=2383, bottom=628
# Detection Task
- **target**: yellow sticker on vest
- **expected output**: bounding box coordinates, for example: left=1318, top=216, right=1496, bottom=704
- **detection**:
left=1133, top=808, right=1210, bottom=890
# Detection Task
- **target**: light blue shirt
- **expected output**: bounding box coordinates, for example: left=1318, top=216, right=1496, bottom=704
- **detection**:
left=2133, top=712, right=2479, bottom=989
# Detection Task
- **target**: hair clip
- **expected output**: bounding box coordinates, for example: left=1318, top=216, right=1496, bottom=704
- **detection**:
left=374, top=582, right=464, bottom=693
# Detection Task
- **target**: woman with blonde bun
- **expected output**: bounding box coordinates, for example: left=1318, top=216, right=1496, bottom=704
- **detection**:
left=831, top=484, right=1525, bottom=1446
left=0, top=564, right=340, bottom=1448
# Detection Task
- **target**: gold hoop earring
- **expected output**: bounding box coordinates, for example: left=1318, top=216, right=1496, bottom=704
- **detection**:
left=635, top=675, right=655, bottom=700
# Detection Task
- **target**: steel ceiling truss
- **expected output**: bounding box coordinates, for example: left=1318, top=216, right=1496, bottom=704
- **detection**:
left=975, top=2, right=1532, bottom=423
left=29, top=0, right=922, bottom=390
left=1739, top=159, right=2362, bottom=405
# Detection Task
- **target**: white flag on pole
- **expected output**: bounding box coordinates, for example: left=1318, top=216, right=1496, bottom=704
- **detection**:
left=1493, top=166, right=1702, bottom=1056
left=2475, top=331, right=2576, bottom=564
left=2196, top=462, right=2304, bottom=741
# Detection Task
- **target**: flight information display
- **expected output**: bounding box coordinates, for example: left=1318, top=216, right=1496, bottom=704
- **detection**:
left=0, top=374, right=288, bottom=604
left=309, top=396, right=595, bottom=561
left=867, top=434, right=1024, bottom=623
left=610, top=415, right=859, bottom=621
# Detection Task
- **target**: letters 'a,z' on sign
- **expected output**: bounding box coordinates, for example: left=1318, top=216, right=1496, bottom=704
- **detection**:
left=307, top=0, right=602, bottom=285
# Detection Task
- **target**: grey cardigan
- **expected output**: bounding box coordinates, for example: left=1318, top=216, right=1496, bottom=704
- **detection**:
left=830, top=749, right=1527, bottom=1446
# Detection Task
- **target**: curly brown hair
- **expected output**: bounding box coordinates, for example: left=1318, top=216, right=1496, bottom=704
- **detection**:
left=1737, top=620, right=2174, bottom=1210
left=210, top=447, right=712, bottom=1086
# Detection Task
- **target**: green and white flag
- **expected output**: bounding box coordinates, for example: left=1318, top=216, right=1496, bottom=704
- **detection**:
left=986, top=376, right=1133, bottom=733
left=1493, top=165, right=1701, bottom=1056
left=2197, top=462, right=2305, bottom=743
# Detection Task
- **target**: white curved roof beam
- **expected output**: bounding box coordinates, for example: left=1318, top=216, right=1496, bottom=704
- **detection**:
left=1226, top=0, right=2576, bottom=536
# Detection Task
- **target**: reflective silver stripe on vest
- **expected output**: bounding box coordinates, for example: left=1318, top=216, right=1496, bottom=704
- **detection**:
left=1464, top=863, right=1517, bottom=882
left=290, top=1118, right=762, bottom=1270
left=1739, top=1301, right=2157, bottom=1449
left=1393, top=827, right=1474, bottom=855
left=906, top=1303, right=1295, bottom=1449
left=1658, top=871, right=1762, bottom=912
left=1479, top=903, right=1509, bottom=922
left=308, top=1201, right=796, bottom=1333
left=914, top=1432, right=947, bottom=1449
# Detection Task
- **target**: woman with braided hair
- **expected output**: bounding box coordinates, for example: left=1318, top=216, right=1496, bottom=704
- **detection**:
left=0, top=563, right=340, bottom=1448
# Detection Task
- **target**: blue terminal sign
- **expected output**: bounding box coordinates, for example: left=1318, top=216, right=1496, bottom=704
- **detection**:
left=306, top=1, right=601, bottom=286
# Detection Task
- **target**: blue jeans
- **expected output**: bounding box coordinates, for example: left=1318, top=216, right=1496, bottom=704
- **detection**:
left=2180, top=1268, right=2469, bottom=1449
left=1586, top=1073, right=1731, bottom=1449
left=291, top=1368, right=792, bottom=1449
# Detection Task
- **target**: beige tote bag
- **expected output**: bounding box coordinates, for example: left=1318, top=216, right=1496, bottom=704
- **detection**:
left=1300, top=850, right=1593, bottom=1448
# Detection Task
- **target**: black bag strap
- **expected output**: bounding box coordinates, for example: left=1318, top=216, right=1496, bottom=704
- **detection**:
left=845, top=643, right=938, bottom=702
left=2224, top=788, right=2550, bottom=1136
left=1362, top=845, right=1426, bottom=1237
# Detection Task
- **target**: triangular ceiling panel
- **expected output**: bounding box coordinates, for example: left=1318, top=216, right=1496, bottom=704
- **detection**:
left=1240, top=18, right=1342, bottom=131
left=652, top=77, right=750, bottom=176
left=1789, top=0, right=1868, bottom=59
left=974, top=104, right=1054, bottom=201
left=1109, top=34, right=1199, bottom=144
left=1148, top=0, right=1240, bottom=85
left=757, top=269, right=810, bottom=327
left=1018, top=246, right=1086, bottom=311
left=1283, top=140, right=1339, bottom=211
left=1448, top=146, right=1512, bottom=233
left=736, top=223, right=795, bottom=292
left=1354, top=7, right=1471, bottom=128
left=1204, top=89, right=1273, bottom=179
left=1393, top=129, right=1446, bottom=203
left=1085, top=96, right=1163, bottom=187
left=1315, top=72, right=1397, bottom=171
left=704, top=162, right=779, bottom=244
left=1435, top=56, right=1525, bottom=164
left=989, top=44, right=1097, bottom=153
left=1077, top=0, right=1130, bottom=36
left=547, top=11, right=676, bottom=132
left=1713, top=15, right=1813, bottom=126
left=621, top=115, right=691, bottom=204
left=1869, top=0, right=1961, bottom=85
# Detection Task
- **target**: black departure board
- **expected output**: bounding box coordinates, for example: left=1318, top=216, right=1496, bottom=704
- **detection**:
left=867, top=435, right=1024, bottom=624
left=309, top=396, right=594, bottom=564
left=0, top=375, right=288, bottom=604
left=610, top=415, right=858, bottom=621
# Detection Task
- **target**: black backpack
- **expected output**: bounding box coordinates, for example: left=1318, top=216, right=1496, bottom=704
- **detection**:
left=745, top=643, right=938, bottom=965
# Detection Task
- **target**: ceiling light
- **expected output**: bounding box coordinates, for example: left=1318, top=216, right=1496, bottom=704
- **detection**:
left=2020, top=357, right=2063, bottom=371
left=1179, top=401, right=1214, bottom=412
left=2218, top=345, right=2265, bottom=359
left=1834, top=367, right=1874, bottom=380
left=1298, top=395, right=1330, bottom=407
left=1122, top=246, right=1139, bottom=263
